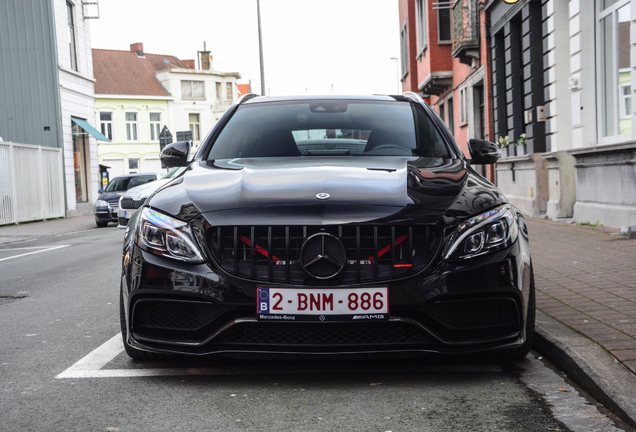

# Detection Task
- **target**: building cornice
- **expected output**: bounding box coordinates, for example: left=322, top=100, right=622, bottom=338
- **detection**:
left=156, top=68, right=242, bottom=79
left=95, top=94, right=174, bottom=101
left=59, top=66, right=96, bottom=83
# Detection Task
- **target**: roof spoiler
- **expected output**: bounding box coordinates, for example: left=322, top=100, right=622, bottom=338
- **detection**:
left=402, top=91, right=426, bottom=105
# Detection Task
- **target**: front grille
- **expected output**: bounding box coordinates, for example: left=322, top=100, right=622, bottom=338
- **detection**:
left=207, top=225, right=440, bottom=285
left=108, top=202, right=118, bottom=217
left=120, top=198, right=145, bottom=210
left=216, top=321, right=433, bottom=346
left=132, top=299, right=227, bottom=332
left=421, top=298, right=520, bottom=330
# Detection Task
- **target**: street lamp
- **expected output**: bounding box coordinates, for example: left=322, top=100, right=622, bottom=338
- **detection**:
left=390, top=57, right=400, bottom=94
left=257, top=0, right=265, bottom=96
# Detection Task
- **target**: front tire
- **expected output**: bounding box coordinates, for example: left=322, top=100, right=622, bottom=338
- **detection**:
left=96, top=220, right=108, bottom=228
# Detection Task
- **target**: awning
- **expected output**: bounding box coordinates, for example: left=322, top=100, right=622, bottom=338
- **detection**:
left=71, top=117, right=111, bottom=142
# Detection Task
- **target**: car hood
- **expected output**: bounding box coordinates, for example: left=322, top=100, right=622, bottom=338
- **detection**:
left=123, top=178, right=171, bottom=200
left=97, top=191, right=124, bottom=202
left=149, top=157, right=506, bottom=225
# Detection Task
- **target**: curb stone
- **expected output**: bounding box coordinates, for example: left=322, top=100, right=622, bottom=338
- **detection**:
left=534, top=310, right=636, bottom=428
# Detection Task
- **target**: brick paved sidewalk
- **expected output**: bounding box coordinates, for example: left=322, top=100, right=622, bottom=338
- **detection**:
left=528, top=218, right=636, bottom=374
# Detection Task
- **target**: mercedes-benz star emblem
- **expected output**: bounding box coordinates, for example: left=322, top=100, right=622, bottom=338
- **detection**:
left=299, top=232, right=346, bottom=279
left=316, top=193, right=330, bottom=200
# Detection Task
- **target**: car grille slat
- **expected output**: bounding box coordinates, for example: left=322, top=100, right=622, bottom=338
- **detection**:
left=208, top=225, right=440, bottom=285
left=409, top=226, right=414, bottom=274
left=233, top=227, right=238, bottom=276
left=356, top=226, right=361, bottom=283
left=120, top=198, right=145, bottom=210
left=250, top=227, right=256, bottom=279
left=285, top=226, right=290, bottom=284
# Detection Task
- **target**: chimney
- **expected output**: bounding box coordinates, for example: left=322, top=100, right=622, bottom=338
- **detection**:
left=199, top=41, right=211, bottom=70
left=130, top=43, right=144, bottom=56
left=183, top=59, right=195, bottom=69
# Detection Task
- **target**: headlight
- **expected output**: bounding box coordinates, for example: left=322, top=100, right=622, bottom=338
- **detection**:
left=95, top=199, right=108, bottom=208
left=443, top=205, right=518, bottom=260
left=136, top=208, right=205, bottom=263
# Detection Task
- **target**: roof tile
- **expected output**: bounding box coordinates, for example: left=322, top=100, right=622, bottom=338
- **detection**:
left=92, top=49, right=192, bottom=96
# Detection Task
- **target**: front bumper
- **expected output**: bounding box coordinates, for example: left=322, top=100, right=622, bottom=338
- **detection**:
left=95, top=207, right=117, bottom=223
left=121, top=238, right=532, bottom=356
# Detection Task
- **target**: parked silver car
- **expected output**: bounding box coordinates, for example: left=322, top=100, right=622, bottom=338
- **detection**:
left=117, top=167, right=187, bottom=227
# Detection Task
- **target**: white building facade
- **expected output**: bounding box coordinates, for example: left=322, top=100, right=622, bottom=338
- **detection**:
left=93, top=44, right=241, bottom=176
left=542, top=0, right=636, bottom=228
left=56, top=0, right=102, bottom=216
left=155, top=66, right=241, bottom=153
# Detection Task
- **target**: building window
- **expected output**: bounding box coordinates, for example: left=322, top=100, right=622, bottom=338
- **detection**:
left=620, top=80, right=632, bottom=119
left=416, top=0, right=427, bottom=54
left=437, top=0, right=452, bottom=43
left=149, top=112, right=161, bottom=141
left=446, top=96, right=455, bottom=134
left=226, top=82, right=233, bottom=101
left=129, top=158, right=139, bottom=174
left=216, top=82, right=222, bottom=100
left=439, top=102, right=445, bottom=126
left=125, top=112, right=138, bottom=141
left=189, top=113, right=200, bottom=141
left=598, top=0, right=631, bottom=138
left=181, top=80, right=205, bottom=99
left=459, top=87, right=467, bottom=126
left=66, top=1, right=78, bottom=71
left=99, top=112, right=113, bottom=141
left=400, top=23, right=408, bottom=79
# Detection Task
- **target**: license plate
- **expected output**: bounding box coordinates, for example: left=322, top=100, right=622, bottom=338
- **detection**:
left=124, top=211, right=131, bottom=218
left=256, top=287, right=389, bottom=321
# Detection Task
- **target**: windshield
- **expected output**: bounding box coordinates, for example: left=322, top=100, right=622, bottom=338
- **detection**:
left=206, top=100, right=451, bottom=159
left=161, top=166, right=187, bottom=179
left=105, top=175, right=156, bottom=192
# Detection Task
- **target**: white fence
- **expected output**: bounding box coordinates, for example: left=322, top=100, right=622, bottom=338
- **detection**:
left=0, top=142, right=65, bottom=226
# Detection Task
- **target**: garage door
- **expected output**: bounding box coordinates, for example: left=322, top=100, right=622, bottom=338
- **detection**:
left=103, top=159, right=125, bottom=179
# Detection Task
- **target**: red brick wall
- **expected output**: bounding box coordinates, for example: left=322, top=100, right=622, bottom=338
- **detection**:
left=398, top=0, right=419, bottom=92
left=399, top=0, right=495, bottom=181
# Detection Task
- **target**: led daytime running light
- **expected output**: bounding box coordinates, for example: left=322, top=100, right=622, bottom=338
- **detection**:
left=444, top=205, right=517, bottom=260
left=137, top=208, right=204, bottom=263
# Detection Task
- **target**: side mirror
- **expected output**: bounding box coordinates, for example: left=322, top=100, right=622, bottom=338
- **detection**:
left=98, top=188, right=104, bottom=194
left=160, top=141, right=191, bottom=167
left=468, top=139, right=500, bottom=165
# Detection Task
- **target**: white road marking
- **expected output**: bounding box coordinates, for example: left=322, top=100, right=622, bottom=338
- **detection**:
left=0, top=247, right=62, bottom=251
left=57, top=333, right=504, bottom=379
left=56, top=334, right=124, bottom=379
left=0, top=245, right=70, bottom=262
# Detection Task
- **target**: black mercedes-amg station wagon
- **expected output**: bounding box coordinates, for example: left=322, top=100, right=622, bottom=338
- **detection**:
left=120, top=93, right=534, bottom=359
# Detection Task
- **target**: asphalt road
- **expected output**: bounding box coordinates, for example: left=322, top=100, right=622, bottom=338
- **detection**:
left=0, top=227, right=629, bottom=431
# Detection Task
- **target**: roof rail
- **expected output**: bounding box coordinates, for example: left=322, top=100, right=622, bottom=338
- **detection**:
left=402, top=91, right=425, bottom=105
left=237, top=93, right=261, bottom=105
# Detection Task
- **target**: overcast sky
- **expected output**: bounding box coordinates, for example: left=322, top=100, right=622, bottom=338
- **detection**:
left=89, top=0, right=401, bottom=96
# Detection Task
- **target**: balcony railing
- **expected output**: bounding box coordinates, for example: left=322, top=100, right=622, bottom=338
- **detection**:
left=452, top=0, right=480, bottom=63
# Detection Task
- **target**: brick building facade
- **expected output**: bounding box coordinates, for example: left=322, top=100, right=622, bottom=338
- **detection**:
left=398, top=0, right=495, bottom=181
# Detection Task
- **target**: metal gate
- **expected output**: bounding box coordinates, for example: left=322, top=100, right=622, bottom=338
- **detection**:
left=0, top=142, right=65, bottom=226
